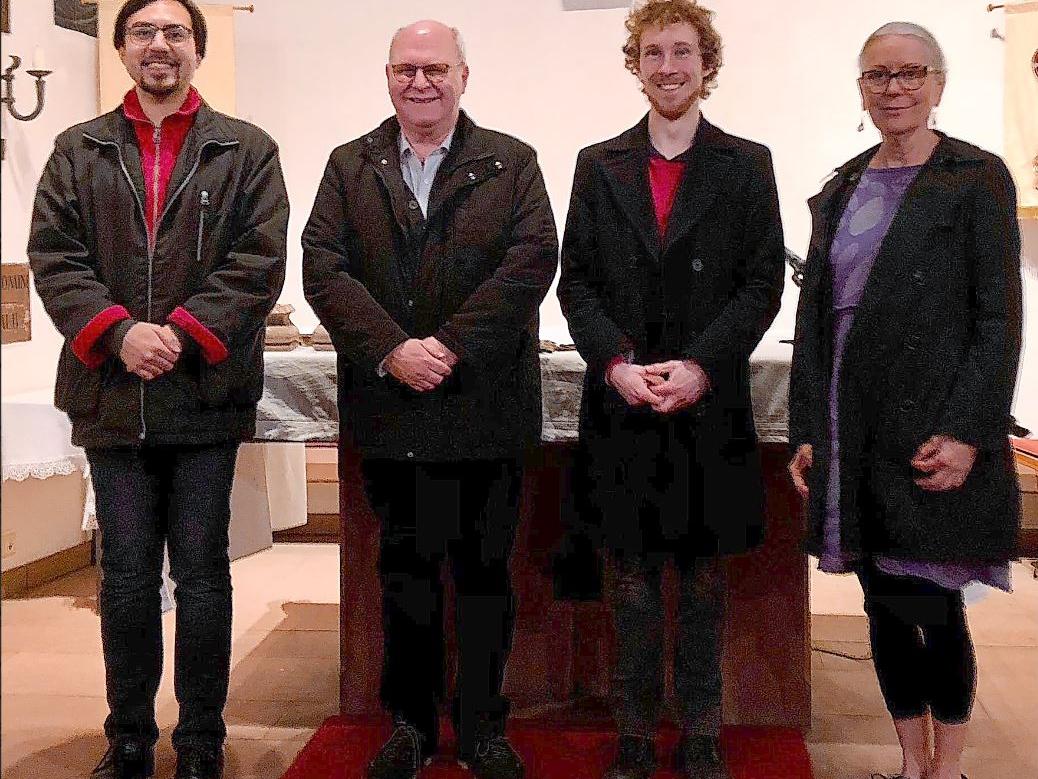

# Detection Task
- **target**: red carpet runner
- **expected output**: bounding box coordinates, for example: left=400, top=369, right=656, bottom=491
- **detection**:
left=281, top=716, right=813, bottom=778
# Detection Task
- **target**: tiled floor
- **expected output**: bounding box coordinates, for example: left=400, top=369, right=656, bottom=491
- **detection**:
left=2, top=545, right=1036, bottom=778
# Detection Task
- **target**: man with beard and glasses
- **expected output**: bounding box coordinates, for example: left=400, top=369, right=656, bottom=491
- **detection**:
left=556, top=2, right=784, bottom=777
left=302, top=18, right=556, bottom=779
left=27, top=1, right=288, bottom=777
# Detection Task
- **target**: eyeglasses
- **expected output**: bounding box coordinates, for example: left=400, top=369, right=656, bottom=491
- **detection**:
left=126, top=23, right=194, bottom=46
left=859, top=65, right=940, bottom=94
left=390, top=63, right=461, bottom=84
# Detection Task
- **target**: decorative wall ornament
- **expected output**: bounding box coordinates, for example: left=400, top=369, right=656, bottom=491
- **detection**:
left=54, top=0, right=98, bottom=38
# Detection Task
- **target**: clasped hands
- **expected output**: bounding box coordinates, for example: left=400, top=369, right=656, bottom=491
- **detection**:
left=788, top=434, right=977, bottom=500
left=606, top=359, right=710, bottom=415
left=384, top=336, right=459, bottom=392
left=119, top=322, right=183, bottom=381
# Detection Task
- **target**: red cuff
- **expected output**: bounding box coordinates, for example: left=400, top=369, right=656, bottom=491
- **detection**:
left=605, top=354, right=626, bottom=373
left=71, top=305, right=131, bottom=369
left=167, top=307, right=229, bottom=365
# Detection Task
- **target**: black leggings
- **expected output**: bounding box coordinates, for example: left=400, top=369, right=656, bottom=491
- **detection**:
left=857, top=566, right=976, bottom=724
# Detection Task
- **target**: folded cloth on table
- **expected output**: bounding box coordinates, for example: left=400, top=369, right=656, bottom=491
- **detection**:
left=265, top=324, right=301, bottom=351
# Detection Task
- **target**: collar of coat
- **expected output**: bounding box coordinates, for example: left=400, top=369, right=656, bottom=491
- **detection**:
left=811, top=131, right=988, bottom=214
left=359, top=110, right=503, bottom=176
left=592, top=113, right=741, bottom=258
left=82, top=97, right=241, bottom=148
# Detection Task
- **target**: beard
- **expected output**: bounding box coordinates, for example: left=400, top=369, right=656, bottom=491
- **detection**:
left=138, top=62, right=181, bottom=98
left=644, top=85, right=700, bottom=121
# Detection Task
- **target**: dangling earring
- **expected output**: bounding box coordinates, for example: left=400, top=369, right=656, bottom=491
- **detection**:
left=927, top=107, right=938, bottom=129
left=857, top=112, right=866, bottom=133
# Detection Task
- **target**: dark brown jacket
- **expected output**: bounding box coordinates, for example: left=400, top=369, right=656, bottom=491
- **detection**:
left=28, top=103, right=289, bottom=448
left=301, top=112, right=558, bottom=460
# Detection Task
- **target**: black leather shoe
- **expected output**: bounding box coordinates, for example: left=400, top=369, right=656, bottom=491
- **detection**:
left=173, top=745, right=224, bottom=779
left=90, top=740, right=155, bottom=779
left=602, top=735, right=656, bottom=779
left=459, top=734, right=524, bottom=779
left=367, top=721, right=431, bottom=779
left=675, top=734, right=728, bottom=779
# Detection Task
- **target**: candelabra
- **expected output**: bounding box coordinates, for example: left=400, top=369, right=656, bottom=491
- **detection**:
left=1, top=54, right=53, bottom=160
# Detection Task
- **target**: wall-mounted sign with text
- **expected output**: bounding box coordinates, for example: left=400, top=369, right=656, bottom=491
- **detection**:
left=1, top=263, right=32, bottom=344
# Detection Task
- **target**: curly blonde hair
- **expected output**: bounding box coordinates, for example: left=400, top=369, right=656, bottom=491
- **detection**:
left=622, top=0, right=723, bottom=99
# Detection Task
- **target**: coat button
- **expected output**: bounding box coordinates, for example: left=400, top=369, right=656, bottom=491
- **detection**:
left=380, top=158, right=388, bottom=165
left=468, top=172, right=477, bottom=181
left=494, top=161, right=503, bottom=169
left=905, top=334, right=921, bottom=350
left=911, top=269, right=925, bottom=285
left=407, top=298, right=414, bottom=308
left=408, top=199, right=420, bottom=210
left=692, top=259, right=704, bottom=272
left=407, top=451, right=414, bottom=458
left=899, top=398, right=916, bottom=412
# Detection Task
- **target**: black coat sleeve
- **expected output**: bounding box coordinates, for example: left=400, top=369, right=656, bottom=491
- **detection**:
left=683, top=148, right=785, bottom=387
left=301, top=150, right=410, bottom=372
left=934, top=158, right=1022, bottom=449
left=433, top=148, right=559, bottom=369
left=557, top=149, right=635, bottom=373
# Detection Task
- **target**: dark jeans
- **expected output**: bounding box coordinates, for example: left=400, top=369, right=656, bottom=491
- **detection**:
left=361, top=459, right=521, bottom=757
left=87, top=442, right=239, bottom=751
left=610, top=553, right=726, bottom=738
left=858, top=566, right=976, bottom=724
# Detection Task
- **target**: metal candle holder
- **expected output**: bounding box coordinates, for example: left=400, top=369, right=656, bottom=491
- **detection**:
left=1, top=54, right=53, bottom=160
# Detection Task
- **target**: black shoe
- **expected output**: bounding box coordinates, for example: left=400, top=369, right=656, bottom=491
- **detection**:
left=367, top=721, right=431, bottom=779
left=90, top=740, right=155, bottom=779
left=602, top=735, right=656, bottom=779
left=173, top=745, right=224, bottom=779
left=675, top=734, right=727, bottom=779
left=459, top=734, right=524, bottom=779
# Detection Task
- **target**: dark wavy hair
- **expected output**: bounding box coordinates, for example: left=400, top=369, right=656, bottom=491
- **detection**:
left=622, top=0, right=723, bottom=99
left=113, top=0, right=207, bottom=59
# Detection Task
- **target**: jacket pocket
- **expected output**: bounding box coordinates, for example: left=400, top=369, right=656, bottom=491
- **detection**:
left=54, top=344, right=103, bottom=416
left=198, top=329, right=264, bottom=408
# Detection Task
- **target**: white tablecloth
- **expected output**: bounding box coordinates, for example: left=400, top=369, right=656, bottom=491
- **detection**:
left=255, top=340, right=793, bottom=444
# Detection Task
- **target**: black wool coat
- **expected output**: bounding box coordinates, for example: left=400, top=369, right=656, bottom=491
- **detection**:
left=789, top=134, right=1023, bottom=564
left=557, top=116, right=785, bottom=558
left=302, top=112, right=558, bottom=461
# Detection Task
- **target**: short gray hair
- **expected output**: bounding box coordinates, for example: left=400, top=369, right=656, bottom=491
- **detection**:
left=858, top=22, right=947, bottom=75
left=389, top=24, right=467, bottom=64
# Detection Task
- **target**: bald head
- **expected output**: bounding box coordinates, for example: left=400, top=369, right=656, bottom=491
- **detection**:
left=389, top=20, right=466, bottom=64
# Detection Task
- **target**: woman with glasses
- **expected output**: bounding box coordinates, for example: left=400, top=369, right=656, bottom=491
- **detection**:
left=788, top=21, right=1022, bottom=779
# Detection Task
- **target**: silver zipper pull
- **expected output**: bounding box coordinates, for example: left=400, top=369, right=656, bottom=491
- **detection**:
left=200, top=190, right=210, bottom=206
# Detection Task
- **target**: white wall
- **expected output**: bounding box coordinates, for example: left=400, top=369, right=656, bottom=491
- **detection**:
left=1, top=0, right=97, bottom=397
left=2, top=0, right=1034, bottom=428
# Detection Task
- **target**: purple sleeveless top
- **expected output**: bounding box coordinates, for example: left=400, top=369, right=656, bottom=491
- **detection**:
left=818, top=165, right=1011, bottom=592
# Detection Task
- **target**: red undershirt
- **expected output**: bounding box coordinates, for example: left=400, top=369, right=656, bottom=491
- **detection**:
left=122, top=86, right=202, bottom=241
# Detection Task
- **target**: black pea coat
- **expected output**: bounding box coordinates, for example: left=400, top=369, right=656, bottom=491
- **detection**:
left=301, top=112, right=558, bottom=463
left=789, top=134, right=1023, bottom=564
left=557, top=116, right=785, bottom=558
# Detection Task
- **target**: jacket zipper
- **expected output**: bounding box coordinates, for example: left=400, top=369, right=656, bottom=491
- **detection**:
left=83, top=133, right=238, bottom=441
left=197, top=190, right=209, bottom=263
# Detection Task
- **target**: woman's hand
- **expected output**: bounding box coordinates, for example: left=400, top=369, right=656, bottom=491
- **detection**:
left=911, top=435, right=977, bottom=491
left=788, top=444, right=814, bottom=500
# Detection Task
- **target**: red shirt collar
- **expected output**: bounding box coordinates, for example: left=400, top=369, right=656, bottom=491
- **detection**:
left=122, top=86, right=203, bottom=124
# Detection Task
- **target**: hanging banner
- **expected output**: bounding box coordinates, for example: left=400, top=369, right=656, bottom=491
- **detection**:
left=1004, top=2, right=1038, bottom=218
left=96, top=1, right=237, bottom=115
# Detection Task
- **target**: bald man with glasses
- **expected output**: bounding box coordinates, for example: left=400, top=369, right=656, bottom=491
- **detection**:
left=302, top=19, right=558, bottom=779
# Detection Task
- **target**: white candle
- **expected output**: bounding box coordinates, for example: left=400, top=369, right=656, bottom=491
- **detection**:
left=31, top=46, right=46, bottom=71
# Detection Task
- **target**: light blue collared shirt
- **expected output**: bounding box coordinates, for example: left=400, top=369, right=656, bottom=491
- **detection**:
left=398, top=127, right=455, bottom=218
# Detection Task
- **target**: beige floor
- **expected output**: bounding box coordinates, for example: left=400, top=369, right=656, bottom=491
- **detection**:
left=2, top=545, right=1036, bottom=779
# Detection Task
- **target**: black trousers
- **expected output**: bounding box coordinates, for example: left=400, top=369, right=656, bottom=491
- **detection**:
left=858, top=566, right=976, bottom=724
left=610, top=553, right=727, bottom=738
left=361, top=458, right=522, bottom=757
left=86, top=443, right=239, bottom=751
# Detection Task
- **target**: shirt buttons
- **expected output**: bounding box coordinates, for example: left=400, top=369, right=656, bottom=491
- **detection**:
left=408, top=199, right=420, bottom=210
